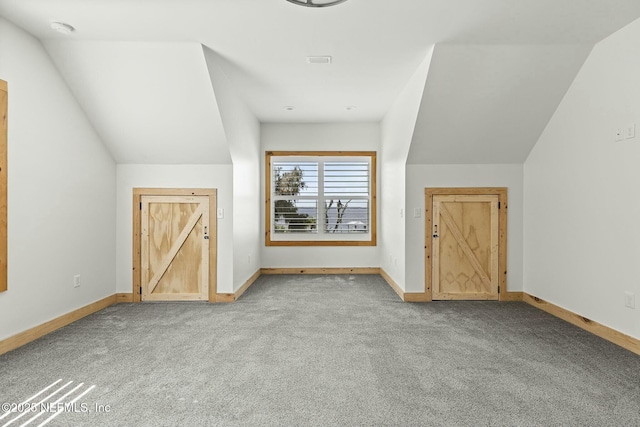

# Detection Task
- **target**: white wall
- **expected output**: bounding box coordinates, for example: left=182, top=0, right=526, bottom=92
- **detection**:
left=379, top=161, right=406, bottom=283
left=231, top=160, right=260, bottom=287
left=380, top=48, right=433, bottom=289
left=115, top=164, right=234, bottom=294
left=261, top=123, right=380, bottom=268
left=0, top=18, right=116, bottom=340
left=203, top=47, right=262, bottom=291
left=524, top=17, right=640, bottom=339
left=406, top=164, right=524, bottom=293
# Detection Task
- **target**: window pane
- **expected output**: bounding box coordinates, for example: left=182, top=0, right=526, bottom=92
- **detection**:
left=322, top=199, right=368, bottom=233
left=273, top=162, right=318, bottom=196
left=267, top=152, right=375, bottom=246
left=324, top=162, right=369, bottom=196
left=274, top=199, right=318, bottom=233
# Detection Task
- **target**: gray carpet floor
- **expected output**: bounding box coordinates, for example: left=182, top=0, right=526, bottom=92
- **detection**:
left=1, top=274, right=639, bottom=426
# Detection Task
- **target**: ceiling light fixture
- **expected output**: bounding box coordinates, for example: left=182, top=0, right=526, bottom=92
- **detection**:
left=50, top=21, right=75, bottom=35
left=285, top=0, right=349, bottom=8
left=284, top=106, right=295, bottom=111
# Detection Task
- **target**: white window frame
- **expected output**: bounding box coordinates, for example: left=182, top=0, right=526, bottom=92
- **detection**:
left=265, top=151, right=377, bottom=247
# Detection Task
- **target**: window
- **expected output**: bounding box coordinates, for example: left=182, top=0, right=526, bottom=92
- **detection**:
left=265, top=151, right=376, bottom=246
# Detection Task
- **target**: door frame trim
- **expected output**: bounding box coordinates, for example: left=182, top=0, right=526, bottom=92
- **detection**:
left=132, top=188, right=217, bottom=302
left=424, top=187, right=508, bottom=302
left=0, top=80, right=7, bottom=293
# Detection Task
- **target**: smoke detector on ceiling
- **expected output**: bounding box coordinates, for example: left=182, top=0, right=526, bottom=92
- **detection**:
left=50, top=21, right=75, bottom=35
left=286, top=0, right=349, bottom=8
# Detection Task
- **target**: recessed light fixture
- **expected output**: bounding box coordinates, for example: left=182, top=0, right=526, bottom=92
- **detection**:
left=50, top=21, right=75, bottom=35
left=284, top=106, right=295, bottom=111
left=286, top=0, right=349, bottom=8
left=306, top=56, right=332, bottom=65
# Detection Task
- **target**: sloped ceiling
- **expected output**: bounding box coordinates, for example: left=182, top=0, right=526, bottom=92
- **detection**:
left=2, top=0, right=640, bottom=164
left=45, top=41, right=231, bottom=164
left=407, top=44, right=593, bottom=164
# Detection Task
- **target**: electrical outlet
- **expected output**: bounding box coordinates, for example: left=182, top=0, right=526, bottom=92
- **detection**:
left=73, top=275, right=81, bottom=288
left=615, top=128, right=624, bottom=142
left=624, top=292, right=635, bottom=309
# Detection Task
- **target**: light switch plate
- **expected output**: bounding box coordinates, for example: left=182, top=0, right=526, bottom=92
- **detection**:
left=217, top=208, right=224, bottom=219
left=624, top=292, right=635, bottom=309
left=625, top=123, right=635, bottom=139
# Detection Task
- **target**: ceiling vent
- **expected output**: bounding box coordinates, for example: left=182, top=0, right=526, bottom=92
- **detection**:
left=306, top=56, right=332, bottom=64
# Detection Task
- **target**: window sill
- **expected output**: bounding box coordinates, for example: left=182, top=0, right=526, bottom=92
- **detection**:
left=265, top=239, right=377, bottom=247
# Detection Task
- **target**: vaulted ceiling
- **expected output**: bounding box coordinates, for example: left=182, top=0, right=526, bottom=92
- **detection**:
left=1, top=0, right=639, bottom=164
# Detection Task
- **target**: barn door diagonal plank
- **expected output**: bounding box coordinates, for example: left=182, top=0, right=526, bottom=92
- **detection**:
left=133, top=188, right=217, bottom=303
left=426, top=189, right=506, bottom=302
left=146, top=204, right=204, bottom=295
left=438, top=203, right=492, bottom=289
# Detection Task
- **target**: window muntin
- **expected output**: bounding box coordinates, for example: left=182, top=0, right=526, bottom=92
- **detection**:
left=266, top=152, right=376, bottom=246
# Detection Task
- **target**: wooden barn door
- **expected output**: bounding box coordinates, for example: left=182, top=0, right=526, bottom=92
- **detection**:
left=426, top=188, right=507, bottom=301
left=135, top=190, right=216, bottom=302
